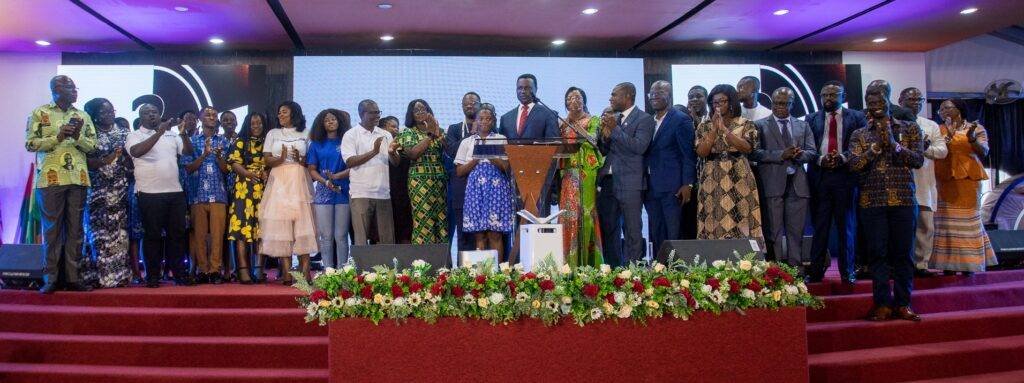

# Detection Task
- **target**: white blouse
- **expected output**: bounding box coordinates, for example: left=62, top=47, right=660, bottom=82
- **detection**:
left=263, top=127, right=309, bottom=163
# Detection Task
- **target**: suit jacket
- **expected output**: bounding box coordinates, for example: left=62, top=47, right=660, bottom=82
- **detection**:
left=645, top=107, right=696, bottom=195
left=598, top=106, right=655, bottom=192
left=499, top=103, right=559, bottom=140
left=444, top=121, right=472, bottom=207
left=751, top=116, right=818, bottom=198
left=804, top=108, right=867, bottom=190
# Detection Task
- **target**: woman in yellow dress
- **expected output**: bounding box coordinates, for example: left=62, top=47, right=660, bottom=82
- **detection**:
left=226, top=112, right=268, bottom=283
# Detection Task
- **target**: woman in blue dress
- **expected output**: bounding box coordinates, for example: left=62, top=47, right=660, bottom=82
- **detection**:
left=454, top=103, right=514, bottom=261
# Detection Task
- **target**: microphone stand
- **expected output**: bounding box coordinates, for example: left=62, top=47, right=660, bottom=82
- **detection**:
left=530, top=92, right=599, bottom=148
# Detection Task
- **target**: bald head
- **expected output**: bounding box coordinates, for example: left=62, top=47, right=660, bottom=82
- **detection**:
left=770, top=87, right=795, bottom=119
left=49, top=75, right=77, bottom=105
left=648, top=80, right=672, bottom=112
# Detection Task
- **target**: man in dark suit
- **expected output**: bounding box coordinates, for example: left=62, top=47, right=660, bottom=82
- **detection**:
left=444, top=91, right=480, bottom=253
left=643, top=81, right=696, bottom=255
left=598, top=82, right=655, bottom=265
left=752, top=88, right=818, bottom=269
left=499, top=74, right=559, bottom=140
left=804, top=80, right=867, bottom=283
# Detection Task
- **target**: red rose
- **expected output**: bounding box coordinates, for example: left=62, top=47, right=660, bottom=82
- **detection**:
left=391, top=284, right=404, bottom=298
left=398, top=274, right=412, bottom=285
left=613, top=277, right=626, bottom=288
left=475, top=275, right=487, bottom=285
left=356, top=275, right=365, bottom=284
left=539, top=279, right=555, bottom=291
left=706, top=277, right=720, bottom=291
left=340, top=289, right=354, bottom=299
left=471, top=289, right=481, bottom=298
left=452, top=286, right=466, bottom=297
left=507, top=281, right=517, bottom=297
left=728, top=280, right=740, bottom=294
left=520, top=272, right=537, bottom=281
left=766, top=266, right=782, bottom=280
left=430, top=283, right=444, bottom=296
left=632, top=280, right=645, bottom=294
left=605, top=293, right=616, bottom=305
left=360, top=284, right=373, bottom=299
left=409, top=282, right=423, bottom=293
left=582, top=284, right=599, bottom=298
left=653, top=276, right=671, bottom=288
left=781, top=272, right=795, bottom=284
left=747, top=280, right=762, bottom=292
left=679, top=288, right=696, bottom=308
left=437, top=273, right=448, bottom=284
left=309, top=290, right=327, bottom=302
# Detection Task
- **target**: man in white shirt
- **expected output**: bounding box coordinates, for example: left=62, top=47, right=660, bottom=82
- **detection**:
left=899, top=87, right=948, bottom=277
left=126, top=103, right=195, bottom=288
left=738, top=76, right=772, bottom=121
left=342, top=99, right=401, bottom=246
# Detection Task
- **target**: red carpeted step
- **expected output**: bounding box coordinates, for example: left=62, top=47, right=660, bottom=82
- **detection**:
left=0, top=362, right=327, bottom=383
left=808, top=334, right=1024, bottom=383
left=902, top=369, right=1024, bottom=383
left=0, top=332, right=327, bottom=368
left=807, top=306, right=1024, bottom=353
left=0, top=304, right=327, bottom=337
left=0, top=284, right=305, bottom=308
left=807, top=281, right=1024, bottom=323
left=807, top=269, right=1024, bottom=296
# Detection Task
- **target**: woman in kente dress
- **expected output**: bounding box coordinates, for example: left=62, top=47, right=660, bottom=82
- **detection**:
left=559, top=87, right=604, bottom=267
left=82, top=97, right=132, bottom=288
left=397, top=99, right=448, bottom=244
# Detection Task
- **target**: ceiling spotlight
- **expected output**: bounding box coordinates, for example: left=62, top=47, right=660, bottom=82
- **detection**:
left=35, top=40, right=51, bottom=46
left=872, top=37, right=887, bottom=43
left=174, top=6, right=189, bottom=12
left=712, top=39, right=727, bottom=45
left=380, top=35, right=394, bottom=41
left=960, top=7, right=978, bottom=14
left=773, top=9, right=789, bottom=16
left=209, top=37, right=224, bottom=45
left=552, top=39, right=566, bottom=46
left=377, top=3, right=392, bottom=9
left=582, top=8, right=599, bottom=15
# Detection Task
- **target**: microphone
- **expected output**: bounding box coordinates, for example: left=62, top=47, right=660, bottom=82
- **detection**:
left=529, top=89, right=598, bottom=147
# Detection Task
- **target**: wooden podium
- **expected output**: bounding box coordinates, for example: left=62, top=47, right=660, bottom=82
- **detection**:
left=503, top=139, right=581, bottom=216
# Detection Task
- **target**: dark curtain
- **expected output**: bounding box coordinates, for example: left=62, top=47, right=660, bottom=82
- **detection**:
left=928, top=98, right=1024, bottom=184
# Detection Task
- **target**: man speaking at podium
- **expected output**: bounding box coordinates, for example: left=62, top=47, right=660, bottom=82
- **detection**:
left=499, top=74, right=560, bottom=219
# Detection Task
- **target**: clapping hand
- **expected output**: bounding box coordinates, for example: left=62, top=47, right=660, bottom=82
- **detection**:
left=388, top=141, right=401, bottom=155
left=160, top=118, right=181, bottom=134
left=288, top=146, right=303, bottom=162
left=105, top=147, right=122, bottom=165
left=782, top=146, right=801, bottom=160
left=966, top=123, right=977, bottom=142
left=600, top=113, right=615, bottom=138
left=373, top=137, right=385, bottom=154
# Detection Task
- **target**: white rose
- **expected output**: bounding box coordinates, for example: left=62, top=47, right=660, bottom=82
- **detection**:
left=617, top=305, right=633, bottom=318
left=712, top=260, right=726, bottom=268
left=514, top=264, right=524, bottom=272
left=618, top=270, right=632, bottom=279
left=490, top=292, right=505, bottom=305
left=412, top=259, right=426, bottom=268
left=499, top=262, right=511, bottom=272
left=701, top=285, right=713, bottom=294
left=797, top=282, right=808, bottom=294
left=324, top=267, right=338, bottom=275
left=653, top=263, right=665, bottom=273
left=560, top=264, right=572, bottom=275
left=738, top=260, right=752, bottom=271
left=600, top=264, right=612, bottom=274
left=741, top=289, right=755, bottom=300
left=393, top=297, right=406, bottom=306
left=342, top=264, right=354, bottom=273
left=365, top=272, right=378, bottom=282
left=786, top=285, right=799, bottom=296
left=344, top=298, right=358, bottom=307
left=680, top=279, right=690, bottom=289
left=613, top=292, right=626, bottom=304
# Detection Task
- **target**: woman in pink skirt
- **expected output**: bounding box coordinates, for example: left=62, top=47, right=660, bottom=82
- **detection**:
left=259, top=101, right=317, bottom=285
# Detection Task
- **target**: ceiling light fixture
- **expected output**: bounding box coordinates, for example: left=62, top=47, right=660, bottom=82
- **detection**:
left=377, top=3, right=393, bottom=9
left=174, top=6, right=189, bottom=12
left=960, top=7, right=978, bottom=14
left=773, top=9, right=789, bottom=16
left=35, top=40, right=51, bottom=46
left=552, top=39, right=566, bottom=46
left=872, top=37, right=887, bottom=43
left=582, top=8, right=598, bottom=15
left=712, top=39, right=727, bottom=45
left=380, top=35, right=394, bottom=41
left=209, top=37, right=224, bottom=45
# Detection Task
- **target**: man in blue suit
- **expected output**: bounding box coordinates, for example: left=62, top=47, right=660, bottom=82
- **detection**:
left=499, top=74, right=559, bottom=140
left=598, top=82, right=655, bottom=265
left=752, top=87, right=818, bottom=269
left=804, top=80, right=867, bottom=283
left=643, top=80, right=696, bottom=255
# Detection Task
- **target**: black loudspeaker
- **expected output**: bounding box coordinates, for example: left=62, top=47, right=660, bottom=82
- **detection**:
left=350, top=244, right=452, bottom=273
left=988, top=230, right=1024, bottom=268
left=0, top=244, right=45, bottom=289
left=656, top=239, right=765, bottom=266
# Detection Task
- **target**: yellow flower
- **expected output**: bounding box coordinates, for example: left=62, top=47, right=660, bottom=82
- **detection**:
left=772, top=291, right=782, bottom=302
left=603, top=302, right=614, bottom=313
left=318, top=300, right=330, bottom=308
left=646, top=300, right=659, bottom=309
left=531, top=300, right=542, bottom=309
left=477, top=297, right=490, bottom=308
left=373, top=294, right=384, bottom=304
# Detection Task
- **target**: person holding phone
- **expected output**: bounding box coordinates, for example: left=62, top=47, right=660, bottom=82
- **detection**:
left=397, top=99, right=449, bottom=244
left=26, top=75, right=98, bottom=294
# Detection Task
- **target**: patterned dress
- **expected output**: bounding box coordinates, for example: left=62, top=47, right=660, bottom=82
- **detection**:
left=930, top=123, right=998, bottom=272
left=459, top=134, right=515, bottom=233
left=559, top=116, right=604, bottom=267
left=694, top=117, right=764, bottom=244
left=82, top=124, right=132, bottom=288
left=397, top=128, right=449, bottom=244
left=226, top=136, right=265, bottom=243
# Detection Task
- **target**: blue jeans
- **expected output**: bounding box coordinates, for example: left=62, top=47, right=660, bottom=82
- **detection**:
left=313, top=203, right=351, bottom=268
left=860, top=205, right=917, bottom=307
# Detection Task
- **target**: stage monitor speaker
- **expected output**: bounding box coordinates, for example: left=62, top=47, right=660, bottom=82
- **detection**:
left=656, top=239, right=764, bottom=266
left=351, top=244, right=452, bottom=273
left=0, top=244, right=44, bottom=289
left=988, top=230, right=1024, bottom=267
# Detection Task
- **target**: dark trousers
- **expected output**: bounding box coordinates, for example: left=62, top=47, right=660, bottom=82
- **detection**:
left=138, top=192, right=189, bottom=282
left=447, top=206, right=474, bottom=252
left=808, top=181, right=857, bottom=280
left=644, top=191, right=682, bottom=257
left=597, top=176, right=644, bottom=266
left=597, top=177, right=623, bottom=267
left=679, top=188, right=699, bottom=240
left=860, top=205, right=917, bottom=307
left=38, top=185, right=87, bottom=284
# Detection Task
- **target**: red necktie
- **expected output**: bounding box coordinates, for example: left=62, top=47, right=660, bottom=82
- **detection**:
left=517, top=105, right=529, bottom=136
left=827, top=112, right=838, bottom=154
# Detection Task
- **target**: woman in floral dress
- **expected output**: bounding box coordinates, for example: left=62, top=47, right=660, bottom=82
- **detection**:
left=227, top=112, right=268, bottom=283
left=559, top=87, right=604, bottom=267
left=82, top=98, right=132, bottom=288
left=397, top=99, right=448, bottom=244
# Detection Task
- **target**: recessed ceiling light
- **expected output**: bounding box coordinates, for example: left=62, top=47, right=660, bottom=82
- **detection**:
left=872, top=37, right=887, bottom=43
left=174, top=6, right=189, bottom=12
left=960, top=7, right=978, bottom=14
left=712, top=39, right=727, bottom=45
left=582, top=8, right=598, bottom=15
left=380, top=35, right=394, bottom=41
left=35, top=40, right=51, bottom=46
left=209, top=37, right=224, bottom=45
left=773, top=9, right=789, bottom=16
left=552, top=39, right=566, bottom=46
left=377, top=3, right=392, bottom=9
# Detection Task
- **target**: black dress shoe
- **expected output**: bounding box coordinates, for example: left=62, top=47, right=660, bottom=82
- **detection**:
left=65, top=282, right=93, bottom=292
left=894, top=306, right=922, bottom=322
left=865, top=305, right=893, bottom=321
left=39, top=283, right=58, bottom=294
left=210, top=273, right=224, bottom=285
left=914, top=269, right=936, bottom=278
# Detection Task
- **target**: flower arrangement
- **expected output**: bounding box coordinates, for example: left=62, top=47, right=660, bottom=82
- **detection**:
left=295, top=254, right=822, bottom=327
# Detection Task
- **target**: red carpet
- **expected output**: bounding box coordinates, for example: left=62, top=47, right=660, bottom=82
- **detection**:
left=807, top=268, right=1024, bottom=382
